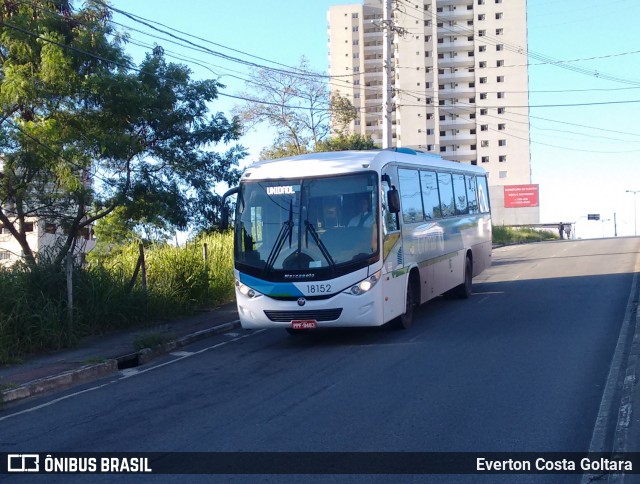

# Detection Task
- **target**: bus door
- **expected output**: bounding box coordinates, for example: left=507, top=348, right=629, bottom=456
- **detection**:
left=381, top=168, right=406, bottom=323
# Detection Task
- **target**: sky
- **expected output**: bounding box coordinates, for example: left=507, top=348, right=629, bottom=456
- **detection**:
left=109, top=0, right=640, bottom=239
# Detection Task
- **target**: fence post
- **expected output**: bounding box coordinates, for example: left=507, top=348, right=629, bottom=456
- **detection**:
left=66, top=253, right=73, bottom=326
left=203, top=242, right=209, bottom=301
left=128, top=243, right=147, bottom=295
left=139, top=243, right=147, bottom=294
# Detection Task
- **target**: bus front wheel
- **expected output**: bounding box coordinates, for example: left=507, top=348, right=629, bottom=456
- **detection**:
left=396, top=280, right=417, bottom=330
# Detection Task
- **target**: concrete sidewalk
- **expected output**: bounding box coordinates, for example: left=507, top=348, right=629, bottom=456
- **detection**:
left=0, top=302, right=240, bottom=406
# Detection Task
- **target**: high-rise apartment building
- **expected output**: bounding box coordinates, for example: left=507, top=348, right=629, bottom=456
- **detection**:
left=327, top=0, right=537, bottom=224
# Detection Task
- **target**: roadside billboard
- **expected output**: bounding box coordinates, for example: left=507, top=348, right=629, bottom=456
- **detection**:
left=504, top=184, right=539, bottom=208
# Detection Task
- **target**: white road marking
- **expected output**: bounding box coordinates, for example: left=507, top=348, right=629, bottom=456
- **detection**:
left=582, top=269, right=640, bottom=484
left=0, top=328, right=266, bottom=421
left=0, top=383, right=111, bottom=422
left=170, top=351, right=194, bottom=357
left=119, top=368, right=139, bottom=377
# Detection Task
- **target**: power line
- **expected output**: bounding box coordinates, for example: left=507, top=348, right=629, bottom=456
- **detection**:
left=398, top=98, right=640, bottom=109
left=14, top=0, right=389, bottom=105
left=8, top=1, right=640, bottom=151
left=98, top=0, right=360, bottom=80
left=26, top=1, right=640, bottom=112
left=393, top=0, right=640, bottom=86
left=454, top=112, right=640, bottom=154
left=0, top=18, right=335, bottom=113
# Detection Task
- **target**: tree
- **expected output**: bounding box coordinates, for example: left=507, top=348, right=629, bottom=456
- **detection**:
left=329, top=92, right=358, bottom=137
left=234, top=57, right=330, bottom=157
left=0, top=0, right=245, bottom=267
left=315, top=133, right=378, bottom=153
left=259, top=141, right=308, bottom=161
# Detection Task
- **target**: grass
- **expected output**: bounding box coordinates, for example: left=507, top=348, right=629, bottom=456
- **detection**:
left=0, top=231, right=235, bottom=365
left=493, top=225, right=559, bottom=245
left=133, top=331, right=175, bottom=351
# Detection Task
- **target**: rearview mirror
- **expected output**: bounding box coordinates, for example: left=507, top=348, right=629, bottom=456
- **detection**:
left=387, top=188, right=400, bottom=214
left=220, top=187, right=239, bottom=230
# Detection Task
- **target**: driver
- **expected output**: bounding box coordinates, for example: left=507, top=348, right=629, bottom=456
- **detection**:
left=348, top=195, right=373, bottom=227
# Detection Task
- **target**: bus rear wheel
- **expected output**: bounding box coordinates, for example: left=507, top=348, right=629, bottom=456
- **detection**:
left=446, top=256, right=472, bottom=299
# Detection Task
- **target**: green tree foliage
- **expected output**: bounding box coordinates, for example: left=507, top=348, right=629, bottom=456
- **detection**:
left=315, top=133, right=378, bottom=152
left=91, top=206, right=137, bottom=259
left=0, top=0, right=245, bottom=267
left=259, top=141, right=308, bottom=161
left=329, top=93, right=358, bottom=137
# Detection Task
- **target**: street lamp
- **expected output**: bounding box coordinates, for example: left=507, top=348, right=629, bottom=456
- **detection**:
left=627, top=190, right=640, bottom=236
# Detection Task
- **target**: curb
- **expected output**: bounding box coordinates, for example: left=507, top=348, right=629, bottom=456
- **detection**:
left=1, top=320, right=242, bottom=406
left=1, top=360, right=119, bottom=405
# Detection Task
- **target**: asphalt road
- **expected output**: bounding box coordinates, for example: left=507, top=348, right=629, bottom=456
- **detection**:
left=2, top=237, right=639, bottom=483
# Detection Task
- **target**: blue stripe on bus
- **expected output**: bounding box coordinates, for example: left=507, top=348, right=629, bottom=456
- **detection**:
left=239, top=273, right=304, bottom=298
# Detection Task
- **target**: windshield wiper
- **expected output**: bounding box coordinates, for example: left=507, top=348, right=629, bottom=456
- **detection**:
left=264, top=200, right=293, bottom=274
left=304, top=221, right=336, bottom=272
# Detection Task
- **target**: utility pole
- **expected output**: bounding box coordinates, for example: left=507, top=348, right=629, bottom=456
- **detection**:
left=380, top=0, right=407, bottom=149
left=382, top=0, right=393, bottom=149
left=627, top=190, right=639, bottom=236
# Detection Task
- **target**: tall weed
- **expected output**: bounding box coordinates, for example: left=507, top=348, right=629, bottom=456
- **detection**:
left=0, top=231, right=235, bottom=364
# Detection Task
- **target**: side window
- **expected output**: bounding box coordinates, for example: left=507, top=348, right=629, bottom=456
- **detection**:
left=452, top=173, right=468, bottom=215
left=477, top=175, right=490, bottom=213
left=420, top=170, right=441, bottom=219
left=381, top=180, right=399, bottom=234
left=466, top=175, right=479, bottom=214
left=437, top=173, right=456, bottom=217
left=398, top=168, right=424, bottom=223
left=381, top=168, right=400, bottom=260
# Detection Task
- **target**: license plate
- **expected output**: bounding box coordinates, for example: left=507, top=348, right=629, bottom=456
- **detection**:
left=291, top=320, right=317, bottom=330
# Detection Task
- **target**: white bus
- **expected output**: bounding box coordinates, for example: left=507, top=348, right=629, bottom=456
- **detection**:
left=222, top=149, right=491, bottom=332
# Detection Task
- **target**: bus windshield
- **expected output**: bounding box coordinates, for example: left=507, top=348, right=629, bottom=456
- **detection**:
left=235, top=172, right=379, bottom=280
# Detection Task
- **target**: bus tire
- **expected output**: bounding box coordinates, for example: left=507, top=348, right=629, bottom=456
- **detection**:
left=447, top=255, right=472, bottom=299
left=396, top=278, right=417, bottom=329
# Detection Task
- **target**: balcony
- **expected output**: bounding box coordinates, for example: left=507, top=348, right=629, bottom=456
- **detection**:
left=363, top=28, right=382, bottom=39
left=363, top=40, right=383, bottom=50
left=364, top=108, right=383, bottom=117
left=438, top=56, right=474, bottom=70
left=438, top=0, right=473, bottom=7
left=442, top=150, right=477, bottom=163
left=437, top=38, right=474, bottom=53
left=440, top=131, right=476, bottom=143
left=364, top=54, right=383, bottom=66
left=436, top=23, right=473, bottom=37
left=364, top=66, right=383, bottom=75
left=440, top=117, right=476, bottom=130
left=437, top=101, right=475, bottom=115
left=436, top=8, right=473, bottom=22
left=438, top=68, right=475, bottom=83
left=439, top=85, right=475, bottom=98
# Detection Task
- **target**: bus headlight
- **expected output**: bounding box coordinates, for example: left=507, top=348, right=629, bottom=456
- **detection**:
left=345, top=270, right=381, bottom=296
left=235, top=279, right=262, bottom=299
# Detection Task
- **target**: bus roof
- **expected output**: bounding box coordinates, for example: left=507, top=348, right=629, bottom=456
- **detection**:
left=241, top=149, right=487, bottom=181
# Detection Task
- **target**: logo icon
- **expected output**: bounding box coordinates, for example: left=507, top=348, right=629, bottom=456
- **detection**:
left=297, top=297, right=306, bottom=307
left=8, top=454, right=40, bottom=472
